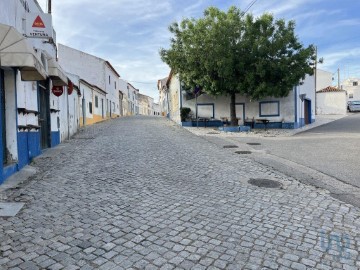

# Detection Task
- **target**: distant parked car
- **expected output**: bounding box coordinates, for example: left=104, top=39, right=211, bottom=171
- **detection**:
left=348, top=101, right=360, bottom=112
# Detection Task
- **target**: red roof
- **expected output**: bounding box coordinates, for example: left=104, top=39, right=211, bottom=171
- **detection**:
left=317, top=86, right=345, bottom=93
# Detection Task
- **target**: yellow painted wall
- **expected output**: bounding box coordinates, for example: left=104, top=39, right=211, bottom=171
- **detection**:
left=93, top=114, right=107, bottom=123
left=80, top=117, right=96, bottom=127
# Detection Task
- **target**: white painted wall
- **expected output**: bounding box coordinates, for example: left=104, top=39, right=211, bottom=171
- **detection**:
left=119, top=79, right=128, bottom=115
left=168, top=74, right=181, bottom=123
left=342, top=78, right=360, bottom=101
left=127, top=83, right=138, bottom=115
left=4, top=70, right=18, bottom=161
left=58, top=45, right=122, bottom=118
left=58, top=44, right=105, bottom=91
left=316, top=92, right=347, bottom=115
left=93, top=88, right=106, bottom=118
left=296, top=74, right=316, bottom=124
left=317, top=69, right=333, bottom=91
left=57, top=73, right=80, bottom=142
left=50, top=81, right=60, bottom=132
left=104, top=64, right=120, bottom=117
left=148, top=96, right=154, bottom=116
left=153, top=103, right=160, bottom=116
left=167, top=73, right=317, bottom=127
left=182, top=92, right=295, bottom=124
left=79, top=81, right=93, bottom=124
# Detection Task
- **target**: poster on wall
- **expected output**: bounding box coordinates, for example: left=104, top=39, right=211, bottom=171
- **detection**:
left=25, top=13, right=53, bottom=39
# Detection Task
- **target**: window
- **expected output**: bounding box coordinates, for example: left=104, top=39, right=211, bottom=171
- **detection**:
left=89, top=102, right=93, bottom=114
left=95, top=96, right=99, bottom=108
left=115, top=81, right=116, bottom=89
left=109, top=76, right=111, bottom=85
left=196, top=103, right=215, bottom=118
left=259, top=101, right=280, bottom=117
left=113, top=102, right=115, bottom=112
left=353, top=81, right=358, bottom=86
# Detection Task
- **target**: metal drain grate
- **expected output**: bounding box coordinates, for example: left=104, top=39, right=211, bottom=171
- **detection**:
left=223, top=145, right=239, bottom=149
left=235, top=151, right=252, bottom=154
left=248, top=178, right=282, bottom=189
left=247, top=143, right=261, bottom=146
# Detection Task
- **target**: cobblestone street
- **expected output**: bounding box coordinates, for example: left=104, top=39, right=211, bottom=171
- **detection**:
left=1, top=116, right=359, bottom=270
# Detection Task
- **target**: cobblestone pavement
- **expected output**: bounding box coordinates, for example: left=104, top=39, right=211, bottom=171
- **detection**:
left=0, top=116, right=359, bottom=270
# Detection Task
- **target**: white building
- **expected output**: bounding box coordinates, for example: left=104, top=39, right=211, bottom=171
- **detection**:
left=0, top=0, right=69, bottom=183
left=342, top=78, right=360, bottom=101
left=59, top=72, right=81, bottom=141
left=315, top=69, right=347, bottom=115
left=138, top=93, right=155, bottom=116
left=153, top=103, right=161, bottom=116
left=58, top=44, right=121, bottom=119
left=316, top=86, right=347, bottom=115
left=126, top=83, right=139, bottom=115
left=158, top=77, right=169, bottom=116
left=119, top=78, right=128, bottom=116
left=162, top=70, right=320, bottom=129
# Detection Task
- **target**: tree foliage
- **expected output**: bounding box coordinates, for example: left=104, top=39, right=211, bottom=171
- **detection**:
left=160, top=6, right=315, bottom=125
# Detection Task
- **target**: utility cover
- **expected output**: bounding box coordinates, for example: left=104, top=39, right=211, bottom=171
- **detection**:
left=0, top=203, right=25, bottom=217
left=248, top=179, right=282, bottom=189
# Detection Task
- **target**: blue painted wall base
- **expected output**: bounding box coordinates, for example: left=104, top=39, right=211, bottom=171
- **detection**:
left=182, top=120, right=315, bottom=130
left=2, top=164, right=18, bottom=183
left=181, top=120, right=223, bottom=127
left=282, top=122, right=295, bottom=129
left=18, top=131, right=41, bottom=170
left=51, top=131, right=60, bottom=147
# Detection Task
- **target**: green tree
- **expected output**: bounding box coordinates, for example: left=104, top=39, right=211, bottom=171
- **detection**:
left=160, top=6, right=315, bottom=126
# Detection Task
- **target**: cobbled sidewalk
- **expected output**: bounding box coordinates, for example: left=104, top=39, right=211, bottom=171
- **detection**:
left=0, top=116, right=359, bottom=270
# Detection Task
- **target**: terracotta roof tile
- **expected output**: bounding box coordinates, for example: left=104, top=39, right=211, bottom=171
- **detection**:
left=317, top=86, right=345, bottom=93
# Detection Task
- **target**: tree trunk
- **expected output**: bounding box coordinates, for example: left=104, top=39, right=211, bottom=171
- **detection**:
left=230, top=92, right=237, bottom=126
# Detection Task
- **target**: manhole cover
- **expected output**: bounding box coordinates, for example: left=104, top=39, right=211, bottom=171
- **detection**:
left=247, top=143, right=261, bottom=146
left=248, top=178, right=282, bottom=189
left=235, top=151, right=252, bottom=154
left=223, top=145, right=239, bottom=149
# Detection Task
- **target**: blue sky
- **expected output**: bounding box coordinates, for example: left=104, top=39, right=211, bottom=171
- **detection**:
left=37, top=0, right=360, bottom=100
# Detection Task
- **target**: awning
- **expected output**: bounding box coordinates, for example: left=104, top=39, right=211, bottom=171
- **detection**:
left=48, top=58, right=68, bottom=86
left=0, top=23, right=47, bottom=81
